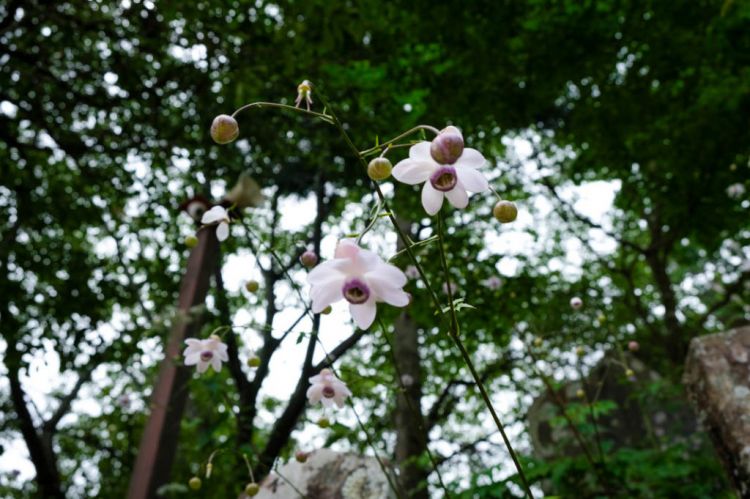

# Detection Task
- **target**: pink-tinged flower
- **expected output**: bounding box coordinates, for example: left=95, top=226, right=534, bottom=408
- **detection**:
left=442, top=281, right=458, bottom=295
left=727, top=183, right=746, bottom=199
left=392, top=127, right=489, bottom=215
left=183, top=335, right=228, bottom=373
left=570, top=297, right=583, bottom=310
left=404, top=265, right=419, bottom=280
left=307, top=239, right=409, bottom=329
left=628, top=340, right=640, bottom=352
left=306, top=368, right=351, bottom=408
left=482, top=276, right=502, bottom=290
left=201, top=206, right=230, bottom=242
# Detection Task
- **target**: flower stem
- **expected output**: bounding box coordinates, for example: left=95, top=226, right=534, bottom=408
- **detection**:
left=358, top=125, right=441, bottom=156
left=436, top=212, right=534, bottom=499
left=232, top=101, right=334, bottom=124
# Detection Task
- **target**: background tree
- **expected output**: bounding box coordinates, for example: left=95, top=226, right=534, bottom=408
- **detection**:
left=1, top=0, right=748, bottom=497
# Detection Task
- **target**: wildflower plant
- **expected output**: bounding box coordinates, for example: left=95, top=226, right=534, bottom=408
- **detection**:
left=182, top=80, right=534, bottom=498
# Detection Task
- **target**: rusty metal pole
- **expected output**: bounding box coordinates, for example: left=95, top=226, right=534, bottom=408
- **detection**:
left=127, top=227, right=220, bottom=498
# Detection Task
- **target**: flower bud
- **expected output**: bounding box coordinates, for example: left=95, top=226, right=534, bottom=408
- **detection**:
left=570, top=297, right=583, bottom=310
left=300, top=250, right=318, bottom=268
left=625, top=369, right=635, bottom=378
left=628, top=341, right=640, bottom=352
left=493, top=200, right=518, bottom=223
left=189, top=476, right=202, bottom=490
left=205, top=463, right=213, bottom=478
left=367, top=157, right=393, bottom=181
left=576, top=389, right=585, bottom=399
left=295, top=450, right=309, bottom=463
left=430, top=127, right=464, bottom=164
left=321, top=305, right=332, bottom=315
left=210, top=114, right=239, bottom=144
left=317, top=416, right=330, bottom=428
left=245, top=280, right=260, bottom=293
left=245, top=482, right=260, bottom=496
left=185, top=235, right=199, bottom=248
left=247, top=355, right=261, bottom=368
left=533, top=337, right=543, bottom=347
left=576, top=346, right=585, bottom=357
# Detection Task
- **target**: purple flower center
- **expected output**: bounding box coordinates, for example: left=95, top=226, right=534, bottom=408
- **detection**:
left=342, top=278, right=370, bottom=304
left=429, top=166, right=458, bottom=192
left=200, top=351, right=214, bottom=362
left=322, top=386, right=336, bottom=399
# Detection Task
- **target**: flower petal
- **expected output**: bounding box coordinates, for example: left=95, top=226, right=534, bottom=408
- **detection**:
left=196, top=361, right=209, bottom=374
left=184, top=352, right=201, bottom=365
left=445, top=185, right=469, bottom=209
left=421, top=182, right=444, bottom=215
left=310, top=276, right=345, bottom=313
left=392, top=160, right=436, bottom=185
left=409, top=141, right=432, bottom=162
left=456, top=148, right=486, bottom=169
left=306, top=384, right=323, bottom=404
left=201, top=206, right=227, bottom=224
left=216, top=221, right=230, bottom=241
left=307, top=260, right=347, bottom=285
left=350, top=299, right=377, bottom=329
left=456, top=165, right=489, bottom=192
left=211, top=356, right=222, bottom=372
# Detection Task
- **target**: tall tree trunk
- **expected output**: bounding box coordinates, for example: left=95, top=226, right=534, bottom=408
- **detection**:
left=393, top=217, right=430, bottom=498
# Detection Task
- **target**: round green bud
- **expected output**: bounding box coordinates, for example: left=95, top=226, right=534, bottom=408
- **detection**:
left=367, top=157, right=393, bottom=181
left=576, top=346, right=585, bottom=357
left=317, top=417, right=330, bottom=428
left=576, top=389, right=585, bottom=399
left=295, top=450, right=309, bottom=463
left=245, top=280, right=260, bottom=293
left=245, top=482, right=260, bottom=496
left=533, top=337, right=543, bottom=347
left=321, top=305, right=332, bottom=315
left=185, top=235, right=199, bottom=248
left=625, top=369, right=635, bottom=378
left=493, top=200, right=518, bottom=223
left=247, top=355, right=261, bottom=368
left=188, top=477, right=202, bottom=490
left=210, top=114, right=239, bottom=144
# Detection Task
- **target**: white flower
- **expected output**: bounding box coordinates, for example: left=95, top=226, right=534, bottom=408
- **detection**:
left=727, top=183, right=746, bottom=199
left=442, top=281, right=458, bottom=295
left=482, top=276, right=502, bottom=290
left=392, top=128, right=489, bottom=215
left=295, top=80, right=313, bottom=111
left=183, top=335, right=229, bottom=373
left=404, top=265, right=419, bottom=280
left=306, top=369, right=351, bottom=408
left=570, top=297, right=583, bottom=310
left=201, top=206, right=230, bottom=241
left=307, top=239, right=409, bottom=329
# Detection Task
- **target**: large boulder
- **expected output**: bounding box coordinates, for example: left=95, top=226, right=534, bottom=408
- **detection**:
left=684, top=325, right=750, bottom=497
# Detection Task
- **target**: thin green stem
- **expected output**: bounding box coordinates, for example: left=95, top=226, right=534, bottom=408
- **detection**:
left=376, top=317, right=452, bottom=498
left=232, top=101, right=334, bottom=124
left=436, top=213, right=534, bottom=499
left=358, top=125, right=440, bottom=156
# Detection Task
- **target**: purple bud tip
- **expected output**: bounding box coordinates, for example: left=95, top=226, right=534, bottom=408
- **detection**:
left=200, top=351, right=214, bottom=362
left=342, top=278, right=370, bottom=304
left=429, top=166, right=458, bottom=192
left=430, top=131, right=464, bottom=164
left=628, top=341, right=640, bottom=352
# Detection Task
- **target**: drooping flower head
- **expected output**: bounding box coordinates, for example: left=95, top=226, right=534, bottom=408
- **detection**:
left=183, top=335, right=229, bottom=373
left=392, top=126, right=489, bottom=215
left=201, top=205, right=231, bottom=242
left=570, top=296, right=583, bottom=310
left=306, top=368, right=351, bottom=408
left=307, top=239, right=409, bottom=329
left=295, top=80, right=313, bottom=110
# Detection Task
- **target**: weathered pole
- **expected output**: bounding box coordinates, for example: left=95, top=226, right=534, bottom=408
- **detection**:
left=127, top=226, right=220, bottom=498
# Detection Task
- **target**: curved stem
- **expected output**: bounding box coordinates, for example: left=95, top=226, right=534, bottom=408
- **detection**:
left=359, top=125, right=441, bottom=156
left=436, top=212, right=534, bottom=499
left=232, top=101, right=334, bottom=124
